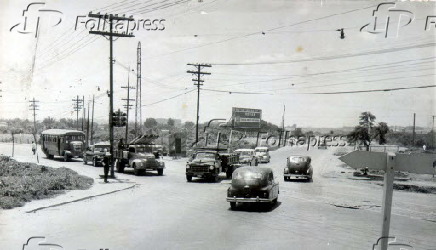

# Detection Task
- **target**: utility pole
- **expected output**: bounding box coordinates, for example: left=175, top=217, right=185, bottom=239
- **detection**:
left=89, top=12, right=134, bottom=178
left=29, top=98, right=39, bottom=143
left=86, top=100, right=90, bottom=146
left=90, top=95, right=95, bottom=145
left=72, top=95, right=83, bottom=130
left=412, top=113, right=416, bottom=146
left=432, top=115, right=435, bottom=149
left=187, top=63, right=211, bottom=144
left=82, top=95, right=85, bottom=131
left=121, top=67, right=135, bottom=143
left=135, top=42, right=142, bottom=136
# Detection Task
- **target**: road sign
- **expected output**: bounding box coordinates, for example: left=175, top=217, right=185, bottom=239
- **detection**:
left=339, top=151, right=436, bottom=174
left=339, top=150, right=436, bottom=250
left=232, top=107, right=262, bottom=129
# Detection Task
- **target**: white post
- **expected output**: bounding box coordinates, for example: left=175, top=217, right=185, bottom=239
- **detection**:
left=380, top=152, right=395, bottom=250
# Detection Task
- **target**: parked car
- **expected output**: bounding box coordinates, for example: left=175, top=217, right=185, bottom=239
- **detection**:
left=254, top=146, right=271, bottom=163
left=234, top=149, right=258, bottom=166
left=227, top=166, right=279, bottom=210
left=83, top=142, right=110, bottom=166
left=283, top=155, right=313, bottom=181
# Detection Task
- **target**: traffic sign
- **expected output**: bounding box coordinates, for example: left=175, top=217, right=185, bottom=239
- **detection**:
left=339, top=151, right=436, bottom=174
left=339, top=150, right=436, bottom=250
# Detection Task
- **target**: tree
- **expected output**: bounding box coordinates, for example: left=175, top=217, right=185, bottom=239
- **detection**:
left=144, top=118, right=158, bottom=128
left=374, top=122, right=389, bottom=145
left=167, top=118, right=175, bottom=127
left=42, top=117, right=56, bottom=129
left=184, top=121, right=195, bottom=129
left=348, top=126, right=370, bottom=149
left=359, top=112, right=376, bottom=132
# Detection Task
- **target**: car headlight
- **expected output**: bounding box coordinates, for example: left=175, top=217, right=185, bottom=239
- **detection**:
left=263, top=191, right=269, bottom=198
left=284, top=168, right=289, bottom=174
left=209, top=165, right=214, bottom=170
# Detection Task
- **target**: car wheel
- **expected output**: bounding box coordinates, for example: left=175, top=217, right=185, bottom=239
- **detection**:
left=230, top=202, right=236, bottom=210
left=93, top=158, right=97, bottom=167
left=64, top=154, right=69, bottom=162
left=133, top=164, right=141, bottom=176
left=186, top=175, right=192, bottom=182
left=273, top=197, right=278, bottom=204
left=116, top=160, right=124, bottom=173
left=284, top=176, right=287, bottom=182
left=157, top=168, right=163, bottom=176
left=83, top=157, right=87, bottom=165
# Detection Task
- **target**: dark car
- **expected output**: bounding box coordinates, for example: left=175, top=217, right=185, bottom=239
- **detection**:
left=283, top=155, right=313, bottom=181
left=83, top=142, right=110, bottom=167
left=227, top=166, right=279, bottom=209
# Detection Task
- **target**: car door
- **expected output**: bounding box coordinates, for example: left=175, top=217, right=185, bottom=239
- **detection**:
left=270, top=172, right=279, bottom=199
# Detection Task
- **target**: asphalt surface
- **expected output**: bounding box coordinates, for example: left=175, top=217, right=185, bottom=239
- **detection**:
left=0, top=143, right=435, bottom=250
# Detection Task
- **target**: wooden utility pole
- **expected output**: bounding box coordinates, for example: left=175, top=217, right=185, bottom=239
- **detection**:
left=86, top=100, right=90, bottom=146
left=412, top=113, right=416, bottom=146
left=187, top=63, right=211, bottom=144
left=82, top=96, right=85, bottom=131
left=89, top=12, right=134, bottom=178
left=72, top=95, right=83, bottom=130
left=135, top=42, right=142, bottom=136
left=91, top=95, right=95, bottom=145
left=122, top=67, right=135, bottom=143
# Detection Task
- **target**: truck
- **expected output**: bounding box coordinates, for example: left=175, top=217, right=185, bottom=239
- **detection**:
left=186, top=147, right=240, bottom=182
left=114, top=134, right=165, bottom=176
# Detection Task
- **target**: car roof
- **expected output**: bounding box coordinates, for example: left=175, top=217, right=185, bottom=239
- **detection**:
left=41, top=129, right=85, bottom=136
left=255, top=147, right=268, bottom=149
left=93, top=142, right=110, bottom=146
left=233, top=166, right=272, bottom=175
left=288, top=155, right=311, bottom=159
left=235, top=149, right=254, bottom=152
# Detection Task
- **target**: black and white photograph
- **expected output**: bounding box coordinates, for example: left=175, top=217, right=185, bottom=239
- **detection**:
left=0, top=0, right=435, bottom=249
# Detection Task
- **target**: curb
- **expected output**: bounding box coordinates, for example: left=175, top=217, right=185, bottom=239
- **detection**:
left=26, top=184, right=139, bottom=213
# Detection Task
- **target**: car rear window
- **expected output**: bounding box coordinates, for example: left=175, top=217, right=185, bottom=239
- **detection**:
left=289, top=157, right=307, bottom=163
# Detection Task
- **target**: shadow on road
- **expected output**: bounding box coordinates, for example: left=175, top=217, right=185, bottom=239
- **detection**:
left=228, top=201, right=282, bottom=213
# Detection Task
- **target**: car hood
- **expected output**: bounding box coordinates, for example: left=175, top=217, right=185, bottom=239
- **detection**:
left=190, top=159, right=215, bottom=165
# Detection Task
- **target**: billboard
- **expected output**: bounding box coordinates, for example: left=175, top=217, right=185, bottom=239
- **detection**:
left=232, top=107, right=262, bottom=129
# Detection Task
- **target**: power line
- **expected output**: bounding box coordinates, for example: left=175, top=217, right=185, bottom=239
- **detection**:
left=142, top=88, right=196, bottom=107
left=212, top=42, right=436, bottom=66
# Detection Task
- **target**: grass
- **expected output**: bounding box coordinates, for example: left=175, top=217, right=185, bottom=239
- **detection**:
left=0, top=156, right=94, bottom=209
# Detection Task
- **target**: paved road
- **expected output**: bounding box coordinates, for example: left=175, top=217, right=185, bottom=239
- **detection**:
left=0, top=143, right=435, bottom=250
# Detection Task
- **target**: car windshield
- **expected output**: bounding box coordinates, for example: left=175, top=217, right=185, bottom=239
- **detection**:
left=135, top=146, right=153, bottom=153
left=94, top=146, right=109, bottom=152
left=195, top=152, right=216, bottom=159
left=233, top=171, right=263, bottom=180
left=237, top=151, right=252, bottom=156
left=289, top=157, right=307, bottom=163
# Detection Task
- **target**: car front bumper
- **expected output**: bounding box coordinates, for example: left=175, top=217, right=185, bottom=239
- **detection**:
left=226, top=196, right=272, bottom=203
left=284, top=173, right=311, bottom=178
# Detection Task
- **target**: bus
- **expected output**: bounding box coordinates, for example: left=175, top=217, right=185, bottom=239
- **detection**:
left=41, top=129, right=85, bottom=161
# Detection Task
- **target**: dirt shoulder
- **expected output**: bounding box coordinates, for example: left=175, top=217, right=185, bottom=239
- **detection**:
left=0, top=156, right=93, bottom=209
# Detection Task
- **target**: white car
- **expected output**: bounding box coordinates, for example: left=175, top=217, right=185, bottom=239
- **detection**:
left=234, top=149, right=258, bottom=166
left=255, top=146, right=271, bottom=163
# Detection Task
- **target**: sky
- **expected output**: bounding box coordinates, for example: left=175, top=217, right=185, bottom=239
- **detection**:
left=0, top=0, right=435, bottom=129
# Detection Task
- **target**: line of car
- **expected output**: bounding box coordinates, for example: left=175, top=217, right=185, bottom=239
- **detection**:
left=82, top=141, right=314, bottom=211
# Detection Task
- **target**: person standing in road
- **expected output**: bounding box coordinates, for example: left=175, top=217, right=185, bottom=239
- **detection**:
left=31, top=141, right=36, bottom=155
left=102, top=149, right=111, bottom=183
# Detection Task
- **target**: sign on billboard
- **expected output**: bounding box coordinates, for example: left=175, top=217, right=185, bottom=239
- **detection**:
left=232, top=107, right=262, bottom=129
